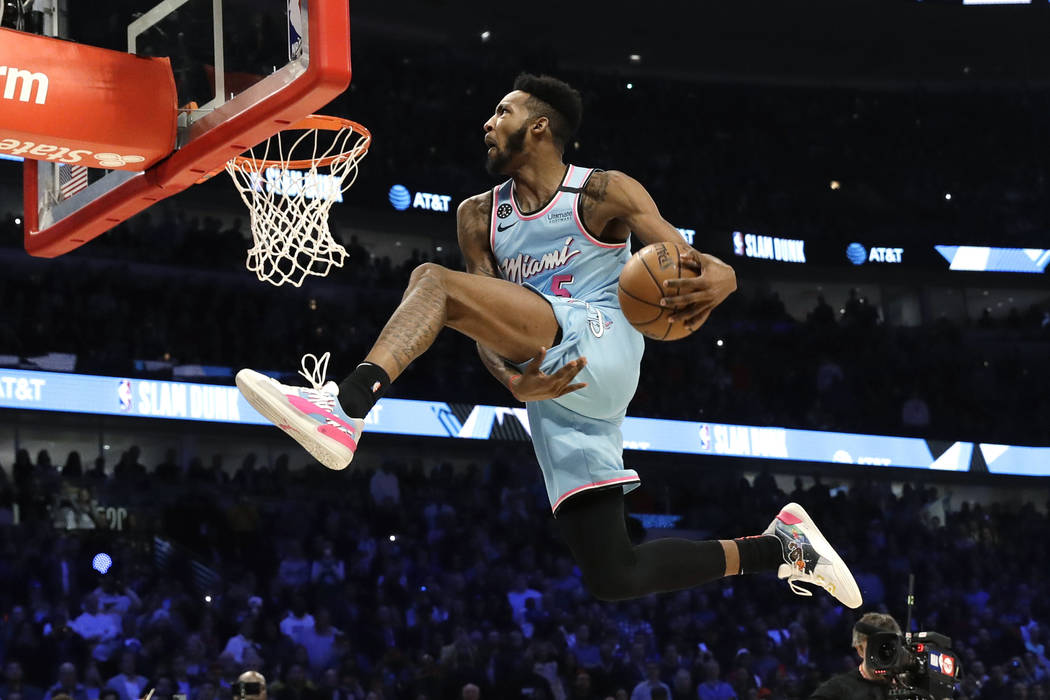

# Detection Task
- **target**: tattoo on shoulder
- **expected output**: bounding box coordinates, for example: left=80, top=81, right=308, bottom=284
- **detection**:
left=580, top=171, right=610, bottom=216
left=459, top=193, right=492, bottom=233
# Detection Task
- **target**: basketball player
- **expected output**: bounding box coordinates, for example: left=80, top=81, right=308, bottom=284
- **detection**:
left=236, top=74, right=862, bottom=608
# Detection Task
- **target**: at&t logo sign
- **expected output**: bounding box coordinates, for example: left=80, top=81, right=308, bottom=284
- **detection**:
left=388, top=184, right=452, bottom=213
left=847, top=242, right=904, bottom=265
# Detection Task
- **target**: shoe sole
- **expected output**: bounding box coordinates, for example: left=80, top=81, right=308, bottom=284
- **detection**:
left=781, top=502, right=863, bottom=609
left=236, top=369, right=353, bottom=471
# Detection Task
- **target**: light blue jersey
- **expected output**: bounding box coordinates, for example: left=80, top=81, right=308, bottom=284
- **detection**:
left=487, top=165, right=646, bottom=512
left=490, top=164, right=630, bottom=306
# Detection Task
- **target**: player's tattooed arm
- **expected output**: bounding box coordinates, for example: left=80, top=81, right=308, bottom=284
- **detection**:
left=456, top=193, right=520, bottom=391
left=457, top=193, right=498, bottom=276
left=597, top=170, right=685, bottom=246
left=598, top=171, right=737, bottom=331
left=578, top=170, right=610, bottom=221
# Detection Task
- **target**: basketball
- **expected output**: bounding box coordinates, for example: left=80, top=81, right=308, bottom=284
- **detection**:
left=618, top=241, right=701, bottom=341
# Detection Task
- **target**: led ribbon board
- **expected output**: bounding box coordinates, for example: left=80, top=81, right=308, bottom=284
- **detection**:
left=935, top=246, right=1050, bottom=273
left=0, top=369, right=1046, bottom=476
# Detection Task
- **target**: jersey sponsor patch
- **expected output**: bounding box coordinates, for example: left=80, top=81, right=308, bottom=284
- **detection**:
left=496, top=203, right=513, bottom=219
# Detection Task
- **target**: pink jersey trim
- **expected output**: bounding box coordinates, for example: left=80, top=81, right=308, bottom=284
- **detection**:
left=575, top=194, right=621, bottom=251
left=510, top=164, right=573, bottom=220
left=552, top=475, right=641, bottom=512
left=489, top=184, right=501, bottom=253
left=777, top=510, right=803, bottom=526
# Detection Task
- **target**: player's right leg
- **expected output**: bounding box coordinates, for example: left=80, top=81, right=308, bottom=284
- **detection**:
left=236, top=263, right=568, bottom=470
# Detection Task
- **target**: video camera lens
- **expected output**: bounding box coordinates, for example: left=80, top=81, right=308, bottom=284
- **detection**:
left=232, top=682, right=262, bottom=699
left=865, top=631, right=904, bottom=671
left=874, top=638, right=899, bottom=665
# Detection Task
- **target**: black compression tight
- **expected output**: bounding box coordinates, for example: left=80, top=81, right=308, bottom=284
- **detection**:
left=555, top=486, right=728, bottom=602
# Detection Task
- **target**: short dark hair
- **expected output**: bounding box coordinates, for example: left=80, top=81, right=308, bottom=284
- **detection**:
left=512, top=73, right=582, bottom=150
left=852, top=612, right=901, bottom=647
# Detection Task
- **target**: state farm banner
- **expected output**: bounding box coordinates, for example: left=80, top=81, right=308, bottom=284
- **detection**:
left=0, top=28, right=176, bottom=171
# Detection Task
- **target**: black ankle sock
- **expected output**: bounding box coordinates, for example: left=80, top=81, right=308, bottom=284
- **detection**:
left=338, top=362, right=391, bottom=418
left=733, top=535, right=783, bottom=575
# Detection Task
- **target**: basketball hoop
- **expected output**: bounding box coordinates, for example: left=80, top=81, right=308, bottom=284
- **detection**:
left=224, top=115, right=371, bottom=287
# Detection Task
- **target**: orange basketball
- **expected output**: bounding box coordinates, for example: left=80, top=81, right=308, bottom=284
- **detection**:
left=618, top=241, right=701, bottom=341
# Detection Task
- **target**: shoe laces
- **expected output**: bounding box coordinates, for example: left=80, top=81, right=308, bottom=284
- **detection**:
left=298, top=352, right=334, bottom=394
left=785, top=576, right=815, bottom=598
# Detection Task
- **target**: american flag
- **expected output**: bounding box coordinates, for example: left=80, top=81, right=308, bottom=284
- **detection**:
left=58, top=164, right=88, bottom=200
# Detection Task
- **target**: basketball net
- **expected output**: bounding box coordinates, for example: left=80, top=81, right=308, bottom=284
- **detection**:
left=224, top=116, right=371, bottom=287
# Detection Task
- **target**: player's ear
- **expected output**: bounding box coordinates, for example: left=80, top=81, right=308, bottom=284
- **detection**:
left=532, top=116, right=549, bottom=136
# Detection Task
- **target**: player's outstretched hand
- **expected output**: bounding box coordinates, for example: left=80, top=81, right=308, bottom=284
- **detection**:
left=509, top=347, right=588, bottom=402
left=661, top=250, right=737, bottom=331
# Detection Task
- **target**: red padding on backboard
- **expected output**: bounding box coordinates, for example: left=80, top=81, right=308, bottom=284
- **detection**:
left=23, top=0, right=352, bottom=258
left=0, top=28, right=176, bottom=171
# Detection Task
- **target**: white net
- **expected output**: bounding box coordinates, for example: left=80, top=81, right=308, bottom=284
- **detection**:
left=224, top=118, right=370, bottom=287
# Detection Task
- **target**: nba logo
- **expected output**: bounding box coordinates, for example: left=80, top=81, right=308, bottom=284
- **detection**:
left=117, top=380, right=133, bottom=412
left=288, top=0, right=304, bottom=60
left=698, top=423, right=712, bottom=451
left=732, top=231, right=746, bottom=257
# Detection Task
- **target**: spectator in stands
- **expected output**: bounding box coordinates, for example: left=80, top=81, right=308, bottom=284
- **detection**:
left=309, top=544, right=345, bottom=588
left=697, top=661, right=736, bottom=700
left=277, top=543, right=311, bottom=592
left=82, top=664, right=104, bottom=700
left=901, top=390, right=931, bottom=431
left=43, top=663, right=88, bottom=700
left=298, top=609, right=341, bottom=674
left=93, top=577, right=141, bottom=616
left=566, top=624, right=601, bottom=669
left=368, top=463, right=400, bottom=509
left=631, top=663, right=671, bottom=700
left=105, top=652, right=149, bottom=700
left=668, top=668, right=694, bottom=700
left=70, top=595, right=122, bottom=663
left=269, top=664, right=317, bottom=700
left=1, top=662, right=44, bottom=700
left=506, top=576, right=543, bottom=638
left=194, top=681, right=218, bottom=700
left=279, top=596, right=315, bottom=643
left=223, top=617, right=261, bottom=665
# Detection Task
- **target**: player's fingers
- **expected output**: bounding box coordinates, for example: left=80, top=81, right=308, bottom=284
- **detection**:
left=552, top=357, right=587, bottom=381
left=525, top=347, right=547, bottom=373
left=679, top=251, right=704, bottom=272
left=662, top=278, right=689, bottom=289
left=660, top=291, right=712, bottom=309
left=679, top=309, right=712, bottom=330
left=669, top=303, right=714, bottom=322
left=556, top=382, right=588, bottom=397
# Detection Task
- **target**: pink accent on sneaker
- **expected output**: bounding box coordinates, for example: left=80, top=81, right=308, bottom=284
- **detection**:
left=777, top=510, right=803, bottom=525
left=318, top=424, right=358, bottom=451
left=286, top=394, right=359, bottom=432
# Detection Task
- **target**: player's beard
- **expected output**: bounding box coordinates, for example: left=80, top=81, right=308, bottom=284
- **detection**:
left=485, top=123, right=528, bottom=177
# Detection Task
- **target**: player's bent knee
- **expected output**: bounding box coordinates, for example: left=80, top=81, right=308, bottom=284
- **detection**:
left=408, top=262, right=448, bottom=289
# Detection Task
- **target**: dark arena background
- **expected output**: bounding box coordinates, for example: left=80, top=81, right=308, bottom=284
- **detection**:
left=1, top=1, right=1049, bottom=699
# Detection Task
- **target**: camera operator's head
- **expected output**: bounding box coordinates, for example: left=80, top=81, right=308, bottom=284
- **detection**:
left=232, top=671, right=266, bottom=700
left=852, top=612, right=902, bottom=681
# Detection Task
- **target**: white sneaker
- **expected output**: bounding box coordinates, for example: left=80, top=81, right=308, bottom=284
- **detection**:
left=763, top=502, right=863, bottom=609
left=236, top=353, right=363, bottom=471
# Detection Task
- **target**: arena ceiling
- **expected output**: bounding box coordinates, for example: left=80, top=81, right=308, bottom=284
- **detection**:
left=354, top=0, right=1050, bottom=87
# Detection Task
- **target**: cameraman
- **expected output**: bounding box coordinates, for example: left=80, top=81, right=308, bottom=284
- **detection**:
left=809, top=613, right=902, bottom=699
left=232, top=672, right=266, bottom=700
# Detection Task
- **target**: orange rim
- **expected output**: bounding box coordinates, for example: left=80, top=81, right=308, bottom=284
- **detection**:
left=230, top=115, right=372, bottom=171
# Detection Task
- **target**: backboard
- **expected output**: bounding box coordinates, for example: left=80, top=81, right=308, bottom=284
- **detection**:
left=20, top=0, right=351, bottom=257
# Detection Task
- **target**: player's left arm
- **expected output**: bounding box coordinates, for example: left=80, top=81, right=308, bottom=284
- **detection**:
left=598, top=170, right=737, bottom=331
